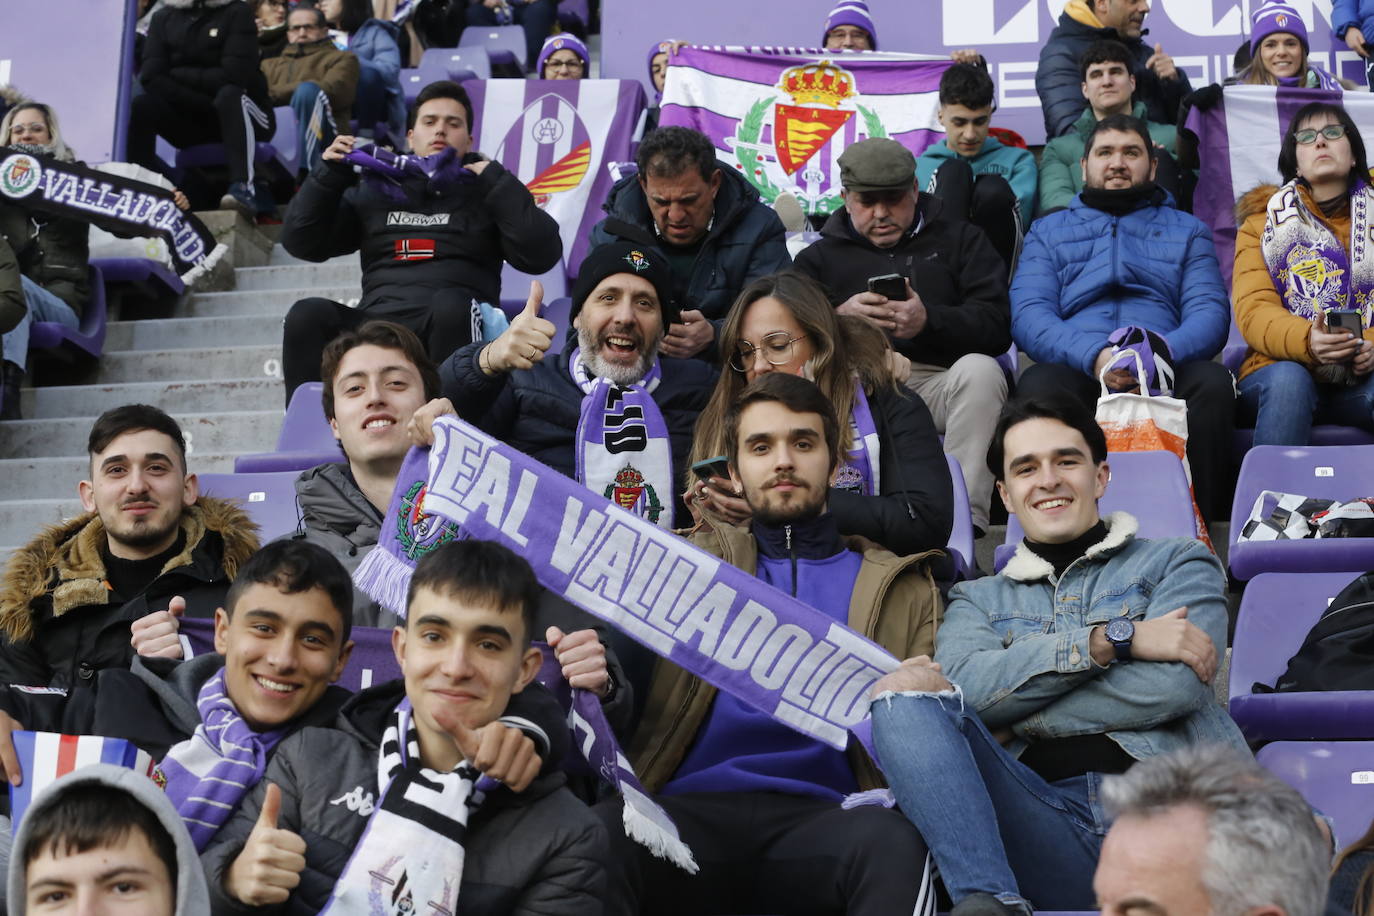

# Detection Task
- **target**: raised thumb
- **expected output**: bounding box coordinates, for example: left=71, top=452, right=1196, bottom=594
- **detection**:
left=433, top=703, right=483, bottom=762
left=258, top=782, right=282, bottom=830
left=545, top=625, right=565, bottom=648
left=521, top=280, right=545, bottom=318
left=1154, top=42, right=1163, bottom=54
left=168, top=596, right=186, bottom=618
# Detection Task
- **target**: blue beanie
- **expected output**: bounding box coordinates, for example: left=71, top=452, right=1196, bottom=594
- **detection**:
left=1251, top=1, right=1309, bottom=55
left=822, top=0, right=877, bottom=50
left=537, top=33, right=590, bottom=76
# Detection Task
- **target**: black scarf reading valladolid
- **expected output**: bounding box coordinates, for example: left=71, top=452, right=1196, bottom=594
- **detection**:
left=0, top=146, right=226, bottom=284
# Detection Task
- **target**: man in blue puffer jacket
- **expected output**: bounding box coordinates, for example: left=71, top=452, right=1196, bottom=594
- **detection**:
left=1335, top=0, right=1374, bottom=87
left=1010, top=114, right=1232, bottom=522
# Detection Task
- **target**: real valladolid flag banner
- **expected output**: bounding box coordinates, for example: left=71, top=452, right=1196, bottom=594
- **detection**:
left=1184, top=85, right=1374, bottom=292
left=465, top=79, right=647, bottom=274
left=660, top=47, right=951, bottom=216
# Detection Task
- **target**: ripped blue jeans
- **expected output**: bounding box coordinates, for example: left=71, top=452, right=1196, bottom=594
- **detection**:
left=870, top=689, right=1108, bottom=913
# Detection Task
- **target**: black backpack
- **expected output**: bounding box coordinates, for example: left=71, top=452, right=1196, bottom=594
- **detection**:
left=1267, top=571, right=1374, bottom=692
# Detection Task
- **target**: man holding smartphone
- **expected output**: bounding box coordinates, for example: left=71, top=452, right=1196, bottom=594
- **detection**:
left=793, top=137, right=1012, bottom=536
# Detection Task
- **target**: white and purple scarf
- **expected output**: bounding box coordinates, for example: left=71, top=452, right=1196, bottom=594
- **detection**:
left=1261, top=178, right=1374, bottom=325
left=570, top=349, right=675, bottom=530
left=832, top=380, right=881, bottom=496
left=343, top=142, right=479, bottom=202
left=155, top=670, right=286, bottom=851
left=318, top=699, right=487, bottom=915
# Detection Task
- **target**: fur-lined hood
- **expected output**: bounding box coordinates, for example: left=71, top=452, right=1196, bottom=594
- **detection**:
left=0, top=86, right=28, bottom=110
left=0, top=497, right=258, bottom=643
left=1001, top=512, right=1139, bottom=582
left=1236, top=182, right=1280, bottom=225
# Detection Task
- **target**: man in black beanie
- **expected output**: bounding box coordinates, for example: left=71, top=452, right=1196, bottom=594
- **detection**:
left=412, top=242, right=719, bottom=529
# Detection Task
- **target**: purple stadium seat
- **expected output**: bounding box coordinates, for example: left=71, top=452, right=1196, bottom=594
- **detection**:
left=233, top=381, right=345, bottom=473
left=1257, top=741, right=1374, bottom=851
left=459, top=25, right=527, bottom=70
left=946, top=453, right=976, bottom=579
left=542, top=296, right=573, bottom=355
left=420, top=46, right=492, bottom=81
left=996, top=343, right=1018, bottom=388
left=174, top=106, right=298, bottom=179
left=994, top=449, right=1198, bottom=572
left=181, top=618, right=400, bottom=692
left=196, top=470, right=303, bottom=543
left=1227, top=570, right=1373, bottom=741
left=1228, top=445, right=1374, bottom=580
left=91, top=257, right=185, bottom=297
left=29, top=264, right=107, bottom=359
left=501, top=262, right=570, bottom=317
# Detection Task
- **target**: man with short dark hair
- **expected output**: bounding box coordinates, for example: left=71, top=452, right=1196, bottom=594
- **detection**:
left=1011, top=114, right=1232, bottom=521
left=602, top=371, right=942, bottom=916
left=279, top=79, right=562, bottom=404
left=868, top=394, right=1246, bottom=916
left=1036, top=0, right=1190, bottom=139
left=793, top=136, right=1010, bottom=536
left=589, top=126, right=791, bottom=360
left=1039, top=40, right=1180, bottom=214
left=261, top=5, right=359, bottom=177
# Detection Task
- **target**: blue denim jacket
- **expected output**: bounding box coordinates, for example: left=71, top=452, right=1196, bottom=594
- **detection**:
left=935, top=513, right=1247, bottom=762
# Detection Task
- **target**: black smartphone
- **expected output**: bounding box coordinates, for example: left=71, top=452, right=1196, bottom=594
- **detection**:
left=867, top=273, right=907, bottom=300
left=1326, top=309, right=1364, bottom=337
left=690, top=455, right=731, bottom=482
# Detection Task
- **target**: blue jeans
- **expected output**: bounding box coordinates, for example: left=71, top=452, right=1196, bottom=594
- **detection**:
left=871, top=690, right=1107, bottom=912
left=290, top=81, right=338, bottom=176
left=1237, top=359, right=1374, bottom=445
left=3, top=277, right=79, bottom=372
left=352, top=63, right=389, bottom=134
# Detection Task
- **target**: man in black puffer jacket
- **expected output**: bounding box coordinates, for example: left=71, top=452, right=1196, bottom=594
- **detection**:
left=127, top=0, right=276, bottom=215
left=278, top=80, right=562, bottom=405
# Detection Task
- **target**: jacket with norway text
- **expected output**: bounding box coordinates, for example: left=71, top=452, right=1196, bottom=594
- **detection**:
left=1010, top=186, right=1229, bottom=377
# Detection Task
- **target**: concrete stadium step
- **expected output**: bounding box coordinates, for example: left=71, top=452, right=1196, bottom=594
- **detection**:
left=0, top=453, right=244, bottom=500
left=182, top=286, right=361, bottom=318
left=105, top=316, right=283, bottom=351
left=0, top=500, right=87, bottom=550
left=88, top=346, right=283, bottom=386
left=20, top=378, right=284, bottom=420
left=235, top=261, right=361, bottom=291
left=267, top=248, right=355, bottom=267
left=0, top=411, right=281, bottom=460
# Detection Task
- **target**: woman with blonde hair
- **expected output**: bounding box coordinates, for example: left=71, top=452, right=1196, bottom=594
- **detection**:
left=689, top=271, right=952, bottom=557
left=1234, top=2, right=1342, bottom=88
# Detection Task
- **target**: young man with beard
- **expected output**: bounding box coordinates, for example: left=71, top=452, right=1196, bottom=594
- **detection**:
left=201, top=539, right=609, bottom=914
left=416, top=241, right=717, bottom=530
left=867, top=394, right=1246, bottom=916
left=1010, top=114, right=1232, bottom=522
left=600, top=372, right=942, bottom=916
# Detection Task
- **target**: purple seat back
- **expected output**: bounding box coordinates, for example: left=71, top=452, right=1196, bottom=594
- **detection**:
left=180, top=619, right=401, bottom=694
left=995, top=450, right=1196, bottom=572
left=459, top=25, right=526, bottom=70
left=28, top=265, right=107, bottom=358
left=1227, top=570, right=1374, bottom=741
left=996, top=343, right=1017, bottom=387
left=233, top=382, right=343, bottom=473
left=175, top=107, right=296, bottom=178
left=1257, top=741, right=1374, bottom=851
left=946, top=453, right=975, bottom=579
left=501, top=263, right=570, bottom=317
left=1228, top=445, right=1374, bottom=580
left=196, top=471, right=303, bottom=543
left=401, top=69, right=429, bottom=106
left=542, top=297, right=573, bottom=355
left=420, top=46, right=492, bottom=81
left=90, top=257, right=185, bottom=296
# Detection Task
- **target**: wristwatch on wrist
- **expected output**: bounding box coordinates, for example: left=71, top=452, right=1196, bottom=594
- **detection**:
left=1104, top=616, right=1135, bottom=663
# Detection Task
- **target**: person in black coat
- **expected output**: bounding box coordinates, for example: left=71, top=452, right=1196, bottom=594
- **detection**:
left=278, top=79, right=562, bottom=406
left=687, top=271, right=952, bottom=559
left=127, top=0, right=277, bottom=214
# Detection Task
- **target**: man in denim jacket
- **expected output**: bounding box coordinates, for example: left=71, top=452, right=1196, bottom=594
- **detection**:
left=867, top=393, right=1246, bottom=916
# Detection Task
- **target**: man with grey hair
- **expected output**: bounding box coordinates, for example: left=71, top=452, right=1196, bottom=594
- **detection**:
left=1095, top=744, right=1330, bottom=916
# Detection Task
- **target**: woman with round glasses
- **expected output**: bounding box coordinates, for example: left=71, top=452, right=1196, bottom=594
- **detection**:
left=687, top=272, right=952, bottom=557
left=1233, top=101, right=1374, bottom=445
left=537, top=34, right=589, bottom=80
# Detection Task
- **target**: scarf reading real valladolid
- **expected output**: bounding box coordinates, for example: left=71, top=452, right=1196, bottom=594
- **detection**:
left=0, top=146, right=226, bottom=284
left=1261, top=178, right=1374, bottom=325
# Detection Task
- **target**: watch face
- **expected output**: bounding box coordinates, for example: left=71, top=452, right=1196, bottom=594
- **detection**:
left=1105, top=617, right=1134, bottom=643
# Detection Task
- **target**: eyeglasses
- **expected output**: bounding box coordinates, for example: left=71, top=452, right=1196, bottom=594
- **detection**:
left=546, top=59, right=585, bottom=71
left=730, top=332, right=806, bottom=371
left=287, top=22, right=321, bottom=31
left=1295, top=124, right=1347, bottom=145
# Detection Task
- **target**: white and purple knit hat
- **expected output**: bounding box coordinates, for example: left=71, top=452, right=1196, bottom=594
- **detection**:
left=1251, top=1, right=1309, bottom=55
left=822, top=0, right=877, bottom=49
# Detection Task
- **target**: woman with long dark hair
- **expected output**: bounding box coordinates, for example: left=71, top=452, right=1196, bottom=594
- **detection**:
left=319, top=0, right=406, bottom=138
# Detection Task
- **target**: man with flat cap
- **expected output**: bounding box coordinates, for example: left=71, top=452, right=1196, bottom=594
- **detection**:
left=793, top=137, right=1012, bottom=537
left=413, top=241, right=718, bottom=530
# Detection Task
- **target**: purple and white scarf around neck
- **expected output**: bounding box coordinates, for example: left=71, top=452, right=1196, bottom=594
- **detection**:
left=570, top=348, right=675, bottom=530
left=831, top=380, right=881, bottom=496
left=319, top=699, right=487, bottom=915
left=155, top=669, right=286, bottom=851
left=1261, top=178, right=1374, bottom=325
left=342, top=142, right=479, bottom=201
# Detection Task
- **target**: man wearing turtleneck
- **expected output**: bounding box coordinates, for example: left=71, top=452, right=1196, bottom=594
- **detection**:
left=1010, top=113, right=1232, bottom=525
left=603, top=372, right=942, bottom=916
left=866, top=394, right=1245, bottom=916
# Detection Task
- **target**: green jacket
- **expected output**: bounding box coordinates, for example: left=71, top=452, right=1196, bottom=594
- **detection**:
left=1038, top=102, right=1177, bottom=215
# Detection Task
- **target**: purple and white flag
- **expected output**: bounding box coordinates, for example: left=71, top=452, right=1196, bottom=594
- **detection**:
left=660, top=47, right=950, bottom=216
left=466, top=79, right=647, bottom=274
left=1184, top=85, right=1374, bottom=292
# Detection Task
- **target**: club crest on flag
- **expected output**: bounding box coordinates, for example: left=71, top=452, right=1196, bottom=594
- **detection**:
left=496, top=93, right=593, bottom=209
left=397, top=481, right=459, bottom=560
left=728, top=59, right=886, bottom=214
left=605, top=463, right=664, bottom=524
left=0, top=153, right=42, bottom=199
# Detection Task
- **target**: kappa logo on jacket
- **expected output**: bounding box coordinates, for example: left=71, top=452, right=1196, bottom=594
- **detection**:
left=386, top=212, right=452, bottom=227
left=394, top=239, right=436, bottom=261
left=330, top=785, right=376, bottom=816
